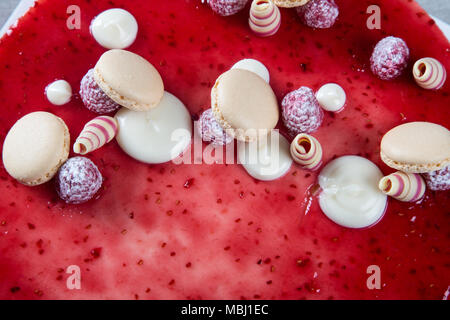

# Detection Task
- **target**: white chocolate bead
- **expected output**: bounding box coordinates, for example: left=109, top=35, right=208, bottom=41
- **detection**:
left=45, top=80, right=72, bottom=106
left=73, top=116, right=118, bottom=155
left=290, top=133, right=323, bottom=171
left=413, top=57, right=447, bottom=90
left=249, top=0, right=281, bottom=37
left=379, top=171, right=426, bottom=202
left=232, top=59, right=270, bottom=83
left=316, top=83, right=346, bottom=112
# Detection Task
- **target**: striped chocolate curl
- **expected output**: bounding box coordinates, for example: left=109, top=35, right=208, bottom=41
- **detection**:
left=290, top=133, right=323, bottom=171
left=378, top=171, right=426, bottom=202
left=249, top=0, right=281, bottom=37
left=413, top=57, right=447, bottom=90
left=73, top=116, right=118, bottom=155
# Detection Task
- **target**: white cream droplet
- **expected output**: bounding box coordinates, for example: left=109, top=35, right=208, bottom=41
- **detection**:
left=90, top=8, right=138, bottom=49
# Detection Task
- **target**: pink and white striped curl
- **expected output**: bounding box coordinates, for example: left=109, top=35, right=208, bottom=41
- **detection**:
left=73, top=116, right=118, bottom=155
left=249, top=0, right=281, bottom=37
left=290, top=133, right=322, bottom=171
left=413, top=57, right=446, bottom=90
left=378, top=171, right=426, bottom=202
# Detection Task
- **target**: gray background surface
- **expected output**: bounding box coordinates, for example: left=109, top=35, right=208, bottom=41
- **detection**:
left=1, top=0, right=450, bottom=29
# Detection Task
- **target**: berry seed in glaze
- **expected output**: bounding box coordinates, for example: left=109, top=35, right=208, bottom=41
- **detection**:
left=198, top=109, right=234, bottom=146
left=296, top=0, right=339, bottom=29
left=209, top=0, right=249, bottom=16
left=55, top=157, right=103, bottom=204
left=281, top=86, right=323, bottom=136
left=80, top=69, right=121, bottom=114
left=370, top=36, right=410, bottom=80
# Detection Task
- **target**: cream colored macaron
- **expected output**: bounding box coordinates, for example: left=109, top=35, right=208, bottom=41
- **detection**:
left=2, top=112, right=70, bottom=186
left=211, top=69, right=279, bottom=142
left=274, top=0, right=310, bottom=8
left=94, top=49, right=164, bottom=111
left=380, top=121, right=450, bottom=173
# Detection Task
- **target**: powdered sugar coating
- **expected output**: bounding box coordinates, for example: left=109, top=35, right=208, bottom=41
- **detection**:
left=56, top=157, right=103, bottom=204
left=80, top=69, right=121, bottom=114
left=296, top=0, right=339, bottom=29
left=370, top=36, right=410, bottom=80
left=209, top=0, right=249, bottom=16
left=282, top=87, right=323, bottom=136
left=423, top=166, right=450, bottom=191
left=198, top=109, right=233, bottom=146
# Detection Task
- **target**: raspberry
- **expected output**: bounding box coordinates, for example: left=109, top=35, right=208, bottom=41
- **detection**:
left=370, top=36, right=410, bottom=80
left=198, top=109, right=233, bottom=146
left=296, top=0, right=339, bottom=29
left=209, top=0, right=249, bottom=17
left=79, top=69, right=121, bottom=114
left=281, top=87, right=323, bottom=135
left=56, top=157, right=103, bottom=204
left=422, top=166, right=450, bottom=191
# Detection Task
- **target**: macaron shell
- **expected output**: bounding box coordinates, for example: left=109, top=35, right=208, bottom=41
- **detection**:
left=211, top=69, right=279, bottom=142
left=2, top=112, right=70, bottom=186
left=274, top=0, right=310, bottom=8
left=380, top=121, right=450, bottom=173
left=94, top=49, right=164, bottom=111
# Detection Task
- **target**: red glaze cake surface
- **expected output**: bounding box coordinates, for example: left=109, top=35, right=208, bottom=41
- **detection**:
left=0, top=0, right=449, bottom=299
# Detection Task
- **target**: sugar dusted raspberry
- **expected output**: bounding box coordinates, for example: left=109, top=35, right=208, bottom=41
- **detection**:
left=296, top=0, right=339, bottom=29
left=80, top=69, right=121, bottom=114
left=370, top=36, right=410, bottom=80
left=209, top=0, right=249, bottom=17
left=198, top=109, right=233, bottom=146
left=282, top=87, right=323, bottom=135
left=56, top=157, right=103, bottom=204
left=423, top=166, right=450, bottom=191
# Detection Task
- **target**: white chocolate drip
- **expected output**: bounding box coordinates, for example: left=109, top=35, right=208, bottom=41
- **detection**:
left=237, top=130, right=292, bottom=181
left=318, top=156, right=387, bottom=229
left=115, top=91, right=192, bottom=164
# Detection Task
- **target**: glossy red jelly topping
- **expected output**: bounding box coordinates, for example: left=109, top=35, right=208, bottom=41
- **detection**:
left=0, top=0, right=449, bottom=300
